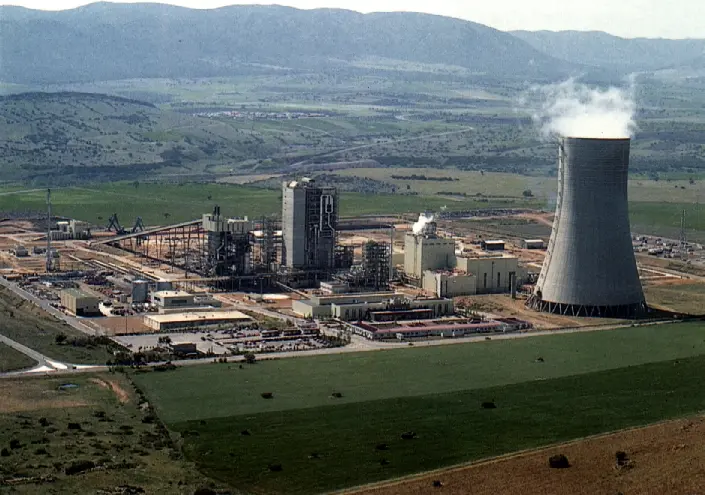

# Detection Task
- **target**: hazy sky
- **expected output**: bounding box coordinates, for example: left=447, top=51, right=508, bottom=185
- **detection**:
left=1, top=0, right=703, bottom=39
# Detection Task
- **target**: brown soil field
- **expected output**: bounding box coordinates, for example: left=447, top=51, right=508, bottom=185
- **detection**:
left=349, top=416, right=705, bottom=495
left=95, top=315, right=151, bottom=335
left=0, top=378, right=91, bottom=413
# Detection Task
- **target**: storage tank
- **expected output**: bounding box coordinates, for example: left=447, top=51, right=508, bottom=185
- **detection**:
left=528, top=137, right=645, bottom=317
left=131, top=280, right=149, bottom=304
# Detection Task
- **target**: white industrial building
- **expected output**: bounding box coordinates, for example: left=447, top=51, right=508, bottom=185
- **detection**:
left=403, top=232, right=456, bottom=279
left=456, top=255, right=520, bottom=294
left=422, top=271, right=477, bottom=298
left=292, top=292, right=453, bottom=321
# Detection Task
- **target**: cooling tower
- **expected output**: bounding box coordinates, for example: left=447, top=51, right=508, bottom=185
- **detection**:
left=529, top=137, right=646, bottom=317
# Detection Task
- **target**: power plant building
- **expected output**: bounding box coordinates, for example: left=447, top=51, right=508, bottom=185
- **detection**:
left=529, top=137, right=645, bottom=317
left=457, top=255, right=519, bottom=294
left=202, top=207, right=253, bottom=276
left=282, top=178, right=339, bottom=271
left=404, top=233, right=456, bottom=279
left=423, top=271, right=477, bottom=298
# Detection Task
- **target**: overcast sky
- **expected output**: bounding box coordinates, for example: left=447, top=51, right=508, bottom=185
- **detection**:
left=1, top=0, right=702, bottom=39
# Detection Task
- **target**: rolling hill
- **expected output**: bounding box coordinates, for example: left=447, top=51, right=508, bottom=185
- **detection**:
left=0, top=3, right=578, bottom=84
left=512, top=30, right=705, bottom=71
left=0, top=92, right=283, bottom=184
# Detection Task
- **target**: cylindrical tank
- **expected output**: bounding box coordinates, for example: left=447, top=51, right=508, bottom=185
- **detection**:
left=529, top=137, right=645, bottom=317
left=131, top=280, right=149, bottom=304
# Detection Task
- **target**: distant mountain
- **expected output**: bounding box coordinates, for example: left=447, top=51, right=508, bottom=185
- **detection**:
left=0, top=3, right=579, bottom=84
left=512, top=30, right=705, bottom=71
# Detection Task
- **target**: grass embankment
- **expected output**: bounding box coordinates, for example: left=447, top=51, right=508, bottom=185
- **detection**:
left=131, top=322, right=705, bottom=493
left=0, top=287, right=120, bottom=365
left=0, top=342, right=36, bottom=372
left=0, top=374, right=218, bottom=493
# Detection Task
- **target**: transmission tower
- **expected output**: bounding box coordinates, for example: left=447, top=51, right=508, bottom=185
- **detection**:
left=46, top=189, right=53, bottom=272
left=679, top=209, right=687, bottom=261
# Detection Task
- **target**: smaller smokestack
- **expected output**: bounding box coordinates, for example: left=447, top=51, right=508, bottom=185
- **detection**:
left=412, top=212, right=435, bottom=235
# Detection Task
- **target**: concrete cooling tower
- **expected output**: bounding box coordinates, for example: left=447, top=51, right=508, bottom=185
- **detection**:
left=528, top=137, right=646, bottom=317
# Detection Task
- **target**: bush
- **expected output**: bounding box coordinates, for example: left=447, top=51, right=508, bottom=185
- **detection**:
left=39, top=417, right=50, bottom=426
left=481, top=401, right=496, bottom=409
left=400, top=431, right=417, bottom=440
left=1, top=448, right=9, bottom=457
left=261, top=392, right=274, bottom=399
left=375, top=443, right=389, bottom=451
left=268, top=463, right=283, bottom=472
left=193, top=489, right=216, bottom=495
left=244, top=352, right=256, bottom=364
left=55, top=333, right=67, bottom=344
left=68, top=422, right=82, bottom=430
left=432, top=480, right=443, bottom=488
left=548, top=454, right=570, bottom=469
left=65, top=459, right=95, bottom=475
left=331, top=392, right=343, bottom=398
left=9, top=439, right=21, bottom=449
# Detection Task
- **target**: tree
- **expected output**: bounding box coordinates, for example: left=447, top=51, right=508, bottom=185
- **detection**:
left=55, top=333, right=67, bottom=345
left=243, top=352, right=256, bottom=364
left=522, top=189, right=533, bottom=198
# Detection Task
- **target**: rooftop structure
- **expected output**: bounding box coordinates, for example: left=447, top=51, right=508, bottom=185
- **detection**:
left=404, top=232, right=456, bottom=280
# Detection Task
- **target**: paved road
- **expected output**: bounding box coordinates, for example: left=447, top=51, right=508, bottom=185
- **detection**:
left=0, top=276, right=102, bottom=336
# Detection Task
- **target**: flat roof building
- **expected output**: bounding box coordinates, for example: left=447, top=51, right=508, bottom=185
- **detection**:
left=143, top=311, right=252, bottom=332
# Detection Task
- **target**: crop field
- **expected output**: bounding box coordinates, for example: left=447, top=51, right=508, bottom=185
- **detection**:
left=0, top=287, right=121, bottom=365
left=0, top=373, right=218, bottom=493
left=0, top=342, right=36, bottom=372
left=132, top=322, right=705, bottom=493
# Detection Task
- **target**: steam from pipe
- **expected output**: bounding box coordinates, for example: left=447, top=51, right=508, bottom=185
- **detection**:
left=412, top=213, right=434, bottom=235
left=531, top=78, right=637, bottom=139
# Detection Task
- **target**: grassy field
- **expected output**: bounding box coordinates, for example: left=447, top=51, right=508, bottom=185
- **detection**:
left=643, top=284, right=705, bottom=314
left=0, top=373, right=219, bottom=494
left=0, top=287, right=122, bottom=365
left=133, top=323, right=705, bottom=424
left=174, top=355, right=705, bottom=494
left=0, top=182, right=530, bottom=226
left=0, top=342, right=36, bottom=372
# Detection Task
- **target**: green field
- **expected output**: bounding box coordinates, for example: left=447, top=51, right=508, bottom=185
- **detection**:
left=0, top=182, right=530, bottom=226
left=132, top=322, right=705, bottom=493
left=0, top=342, right=36, bottom=372
left=177, top=356, right=705, bottom=494
left=0, top=287, right=122, bottom=365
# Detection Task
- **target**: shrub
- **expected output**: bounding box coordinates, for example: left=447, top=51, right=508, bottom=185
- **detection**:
left=331, top=392, right=343, bottom=398
left=55, top=333, right=67, bottom=344
left=193, top=489, right=216, bottom=495
left=67, top=422, right=82, bottom=430
left=65, top=459, right=95, bottom=475
left=244, top=352, right=257, bottom=364
left=261, top=392, right=274, bottom=399
left=400, top=431, right=417, bottom=440
left=240, top=429, right=251, bottom=436
left=1, top=448, right=9, bottom=457
left=432, top=480, right=443, bottom=488
left=481, top=401, right=497, bottom=409
left=268, top=463, right=283, bottom=472
left=548, top=454, right=570, bottom=469
left=375, top=443, right=389, bottom=451
left=9, top=439, right=21, bottom=449
left=39, top=417, right=50, bottom=426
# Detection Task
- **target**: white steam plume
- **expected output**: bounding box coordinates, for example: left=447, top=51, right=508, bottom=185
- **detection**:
left=531, top=79, right=637, bottom=139
left=412, top=213, right=434, bottom=235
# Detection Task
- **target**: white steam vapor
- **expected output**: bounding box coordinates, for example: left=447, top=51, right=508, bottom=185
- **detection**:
left=531, top=79, right=637, bottom=140
left=412, top=213, right=434, bottom=235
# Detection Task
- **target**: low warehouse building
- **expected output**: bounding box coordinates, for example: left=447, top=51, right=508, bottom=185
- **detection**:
left=521, top=239, right=545, bottom=249
left=151, top=290, right=196, bottom=310
left=60, top=288, right=100, bottom=316
left=422, top=271, right=477, bottom=297
left=481, top=240, right=505, bottom=251
left=455, top=255, right=521, bottom=294
left=143, top=311, right=252, bottom=331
